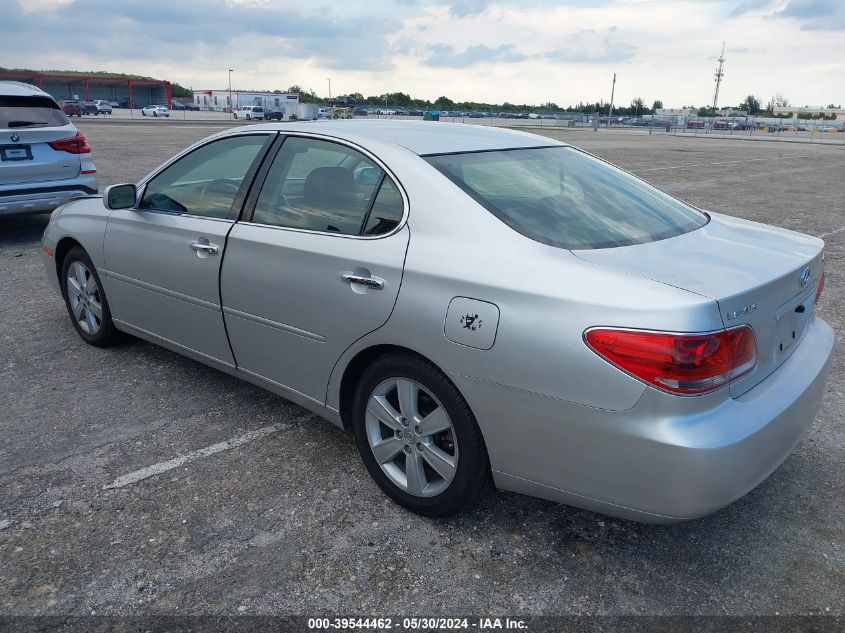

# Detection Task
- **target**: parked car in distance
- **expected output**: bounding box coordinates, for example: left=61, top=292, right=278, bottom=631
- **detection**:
left=264, top=109, right=285, bottom=121
left=40, top=120, right=832, bottom=522
left=141, top=105, right=169, bottom=117
left=59, top=100, right=82, bottom=117
left=686, top=119, right=705, bottom=129
left=93, top=100, right=112, bottom=114
left=108, top=100, right=120, bottom=108
left=1, top=81, right=97, bottom=216
left=233, top=106, right=264, bottom=120
left=317, top=107, right=330, bottom=119
left=80, top=101, right=100, bottom=116
left=185, top=102, right=200, bottom=111
left=170, top=101, right=185, bottom=111
left=354, top=107, right=369, bottom=116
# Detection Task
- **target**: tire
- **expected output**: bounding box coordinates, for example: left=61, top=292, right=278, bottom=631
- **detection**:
left=60, top=246, right=123, bottom=347
left=153, top=111, right=158, bottom=117
left=352, top=352, right=491, bottom=517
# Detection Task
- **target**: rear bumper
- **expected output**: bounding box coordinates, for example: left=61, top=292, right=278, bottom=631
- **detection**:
left=0, top=179, right=98, bottom=216
left=451, top=315, right=834, bottom=522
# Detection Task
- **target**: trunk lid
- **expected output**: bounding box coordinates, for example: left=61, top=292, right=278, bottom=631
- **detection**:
left=572, top=212, right=825, bottom=397
left=0, top=124, right=82, bottom=185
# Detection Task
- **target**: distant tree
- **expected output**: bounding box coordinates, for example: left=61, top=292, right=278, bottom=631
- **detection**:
left=697, top=106, right=715, bottom=117
left=739, top=95, right=761, bottom=115
left=630, top=97, right=646, bottom=115
left=170, top=83, right=191, bottom=98
left=652, top=99, right=663, bottom=111
left=434, top=95, right=455, bottom=110
left=770, top=93, right=790, bottom=108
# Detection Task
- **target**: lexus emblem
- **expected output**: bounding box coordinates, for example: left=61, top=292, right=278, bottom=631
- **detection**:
left=10, top=132, right=20, bottom=143
left=800, top=266, right=811, bottom=288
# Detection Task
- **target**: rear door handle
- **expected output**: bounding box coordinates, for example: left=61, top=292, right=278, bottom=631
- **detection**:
left=341, top=272, right=385, bottom=290
left=190, top=240, right=219, bottom=254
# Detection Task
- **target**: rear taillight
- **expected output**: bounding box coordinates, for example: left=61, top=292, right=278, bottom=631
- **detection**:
left=49, top=132, right=91, bottom=154
left=815, top=271, right=825, bottom=304
left=585, top=326, right=757, bottom=395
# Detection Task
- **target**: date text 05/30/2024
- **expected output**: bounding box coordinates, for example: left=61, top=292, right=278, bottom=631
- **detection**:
left=307, top=617, right=528, bottom=630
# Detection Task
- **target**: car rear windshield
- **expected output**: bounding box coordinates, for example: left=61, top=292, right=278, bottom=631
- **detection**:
left=0, top=95, right=70, bottom=129
left=424, top=146, right=708, bottom=250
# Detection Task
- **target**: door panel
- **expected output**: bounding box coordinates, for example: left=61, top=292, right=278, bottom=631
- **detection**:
left=103, top=212, right=236, bottom=365
left=221, top=223, right=409, bottom=400
left=101, top=132, right=273, bottom=365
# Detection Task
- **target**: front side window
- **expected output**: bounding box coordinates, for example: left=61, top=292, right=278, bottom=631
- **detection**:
left=252, top=136, right=402, bottom=236
left=140, top=135, right=268, bottom=218
left=425, top=146, right=708, bottom=250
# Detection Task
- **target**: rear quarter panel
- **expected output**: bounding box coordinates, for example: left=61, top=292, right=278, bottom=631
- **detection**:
left=327, top=153, right=725, bottom=414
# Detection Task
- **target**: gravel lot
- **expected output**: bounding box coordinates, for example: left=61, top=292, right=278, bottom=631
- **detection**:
left=1, top=120, right=843, bottom=617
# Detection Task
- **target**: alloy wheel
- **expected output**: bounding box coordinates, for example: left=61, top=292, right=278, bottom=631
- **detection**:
left=66, top=261, right=103, bottom=335
left=365, top=378, right=458, bottom=497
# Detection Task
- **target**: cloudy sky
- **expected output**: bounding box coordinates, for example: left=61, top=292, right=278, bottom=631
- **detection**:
left=2, top=0, right=843, bottom=108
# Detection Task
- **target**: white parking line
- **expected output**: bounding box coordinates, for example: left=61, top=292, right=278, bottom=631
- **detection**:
left=104, top=422, right=292, bottom=490
left=636, top=156, right=810, bottom=172
left=818, top=224, right=845, bottom=239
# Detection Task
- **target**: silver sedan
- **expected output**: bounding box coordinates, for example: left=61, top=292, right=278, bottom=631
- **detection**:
left=40, top=121, right=833, bottom=522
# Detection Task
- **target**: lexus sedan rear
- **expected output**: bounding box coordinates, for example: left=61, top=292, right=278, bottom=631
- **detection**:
left=40, top=121, right=833, bottom=521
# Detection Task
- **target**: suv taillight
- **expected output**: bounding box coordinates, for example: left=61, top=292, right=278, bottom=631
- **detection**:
left=815, top=271, right=825, bottom=304
left=585, top=326, right=757, bottom=395
left=49, top=132, right=91, bottom=154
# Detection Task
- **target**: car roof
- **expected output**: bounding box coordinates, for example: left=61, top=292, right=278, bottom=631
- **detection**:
left=0, top=81, right=52, bottom=98
left=243, top=119, right=565, bottom=156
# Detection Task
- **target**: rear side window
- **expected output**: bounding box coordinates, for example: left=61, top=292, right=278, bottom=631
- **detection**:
left=253, top=136, right=402, bottom=236
left=0, top=95, right=70, bottom=129
left=425, top=146, right=708, bottom=250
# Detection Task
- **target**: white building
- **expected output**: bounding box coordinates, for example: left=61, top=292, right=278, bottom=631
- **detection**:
left=773, top=106, right=844, bottom=119
left=193, top=89, right=300, bottom=112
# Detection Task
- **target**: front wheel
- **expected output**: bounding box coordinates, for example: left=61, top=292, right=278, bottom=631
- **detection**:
left=60, top=247, right=123, bottom=347
left=352, top=353, right=491, bottom=517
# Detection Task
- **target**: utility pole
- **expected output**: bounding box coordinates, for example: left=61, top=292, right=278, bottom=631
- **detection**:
left=712, top=42, right=726, bottom=111
left=607, top=73, right=616, bottom=128
left=228, top=69, right=234, bottom=116
left=327, top=78, right=331, bottom=101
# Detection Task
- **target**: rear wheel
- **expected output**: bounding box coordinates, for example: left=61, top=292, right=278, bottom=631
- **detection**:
left=352, top=353, right=491, bottom=517
left=60, top=247, right=123, bottom=347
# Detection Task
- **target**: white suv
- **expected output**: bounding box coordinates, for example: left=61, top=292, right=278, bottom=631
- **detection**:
left=233, top=106, right=265, bottom=120
left=0, top=81, right=97, bottom=216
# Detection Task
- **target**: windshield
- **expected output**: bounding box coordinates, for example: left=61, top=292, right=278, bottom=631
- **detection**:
left=424, top=146, right=708, bottom=250
left=0, top=95, right=70, bottom=129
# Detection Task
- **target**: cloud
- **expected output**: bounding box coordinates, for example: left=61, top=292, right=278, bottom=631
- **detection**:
left=543, top=28, right=636, bottom=64
left=777, top=0, right=845, bottom=29
left=2, top=0, right=400, bottom=71
left=425, top=43, right=527, bottom=67
left=444, top=0, right=491, bottom=18
left=729, top=0, right=775, bottom=17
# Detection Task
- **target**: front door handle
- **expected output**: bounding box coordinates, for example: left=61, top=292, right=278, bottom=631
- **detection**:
left=341, top=272, right=385, bottom=290
left=190, top=240, right=219, bottom=255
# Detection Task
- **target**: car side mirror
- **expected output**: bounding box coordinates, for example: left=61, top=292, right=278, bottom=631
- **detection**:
left=104, top=183, right=137, bottom=210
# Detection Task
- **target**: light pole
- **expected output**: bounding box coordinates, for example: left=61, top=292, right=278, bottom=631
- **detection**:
left=327, top=78, right=331, bottom=101
left=228, top=69, right=234, bottom=117
left=607, top=72, right=616, bottom=128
